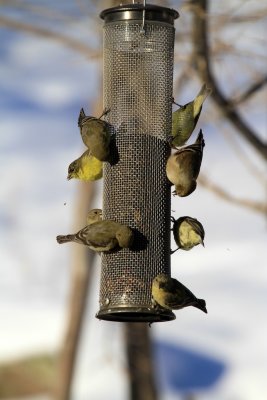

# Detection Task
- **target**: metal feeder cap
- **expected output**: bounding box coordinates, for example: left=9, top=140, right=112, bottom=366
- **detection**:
left=100, top=4, right=179, bottom=24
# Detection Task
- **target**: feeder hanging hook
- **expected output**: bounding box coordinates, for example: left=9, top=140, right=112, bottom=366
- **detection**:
left=141, top=0, right=146, bottom=34
left=132, top=0, right=146, bottom=33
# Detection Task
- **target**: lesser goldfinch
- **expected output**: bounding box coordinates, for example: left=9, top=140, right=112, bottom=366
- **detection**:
left=67, top=150, right=103, bottom=181
left=152, top=273, right=207, bottom=313
left=171, top=83, right=211, bottom=148
left=171, top=216, right=205, bottom=253
left=78, top=108, right=111, bottom=162
left=166, top=129, right=205, bottom=197
left=87, top=209, right=102, bottom=225
left=56, top=220, right=133, bottom=252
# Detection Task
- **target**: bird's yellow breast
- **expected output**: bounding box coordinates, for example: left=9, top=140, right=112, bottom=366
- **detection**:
left=78, top=155, right=103, bottom=181
left=152, top=283, right=172, bottom=310
left=166, top=154, right=182, bottom=185
left=179, top=221, right=201, bottom=247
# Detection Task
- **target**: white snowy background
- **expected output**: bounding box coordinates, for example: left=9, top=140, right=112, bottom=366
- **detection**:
left=0, top=1, right=266, bottom=399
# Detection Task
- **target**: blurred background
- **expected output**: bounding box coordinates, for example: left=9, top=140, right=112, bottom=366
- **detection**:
left=0, top=0, right=266, bottom=399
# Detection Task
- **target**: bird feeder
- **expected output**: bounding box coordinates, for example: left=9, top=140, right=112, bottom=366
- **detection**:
left=96, top=3, right=179, bottom=323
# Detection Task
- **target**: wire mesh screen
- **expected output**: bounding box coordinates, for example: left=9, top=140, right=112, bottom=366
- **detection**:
left=97, top=15, right=176, bottom=322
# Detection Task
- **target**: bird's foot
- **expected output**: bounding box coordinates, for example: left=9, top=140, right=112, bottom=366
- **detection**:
left=100, top=108, right=111, bottom=119
left=167, top=135, right=173, bottom=148
left=170, top=248, right=179, bottom=255
left=172, top=97, right=182, bottom=107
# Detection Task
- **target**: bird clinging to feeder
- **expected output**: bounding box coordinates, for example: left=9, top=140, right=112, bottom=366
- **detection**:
left=67, top=149, right=103, bottom=181
left=166, top=129, right=205, bottom=197
left=56, top=220, right=133, bottom=252
left=171, top=83, right=211, bottom=148
left=171, top=216, right=205, bottom=253
left=78, top=108, right=111, bottom=162
left=152, top=273, right=207, bottom=314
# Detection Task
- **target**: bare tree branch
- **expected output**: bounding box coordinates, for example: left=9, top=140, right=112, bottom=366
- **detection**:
left=232, top=75, right=267, bottom=105
left=210, top=41, right=267, bottom=62
left=219, top=126, right=267, bottom=186
left=228, top=12, right=267, bottom=24
left=199, top=174, right=267, bottom=215
left=190, top=0, right=267, bottom=161
left=0, top=15, right=101, bottom=59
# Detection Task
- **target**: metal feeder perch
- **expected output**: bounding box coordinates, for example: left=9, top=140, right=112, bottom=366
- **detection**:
left=96, top=3, right=179, bottom=323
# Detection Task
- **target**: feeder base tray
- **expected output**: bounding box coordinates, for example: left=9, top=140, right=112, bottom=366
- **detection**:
left=96, top=306, right=176, bottom=323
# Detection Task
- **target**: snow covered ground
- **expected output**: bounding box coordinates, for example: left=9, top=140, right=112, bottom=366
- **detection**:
left=0, top=1, right=266, bottom=399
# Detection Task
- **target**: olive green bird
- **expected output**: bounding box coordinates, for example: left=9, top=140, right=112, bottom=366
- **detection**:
left=171, top=216, right=205, bottom=254
left=87, top=209, right=102, bottom=225
left=56, top=220, right=133, bottom=252
left=152, top=273, right=207, bottom=314
left=166, top=129, right=205, bottom=197
left=78, top=108, right=111, bottom=162
left=67, top=150, right=103, bottom=181
left=171, top=83, right=211, bottom=148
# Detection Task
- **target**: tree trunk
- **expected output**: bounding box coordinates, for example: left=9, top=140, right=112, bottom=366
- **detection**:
left=53, top=182, right=97, bottom=400
left=124, top=323, right=158, bottom=400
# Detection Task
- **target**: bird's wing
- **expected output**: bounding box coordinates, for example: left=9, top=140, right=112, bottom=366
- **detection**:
left=172, top=218, right=182, bottom=247
left=187, top=217, right=204, bottom=238
left=86, top=221, right=120, bottom=248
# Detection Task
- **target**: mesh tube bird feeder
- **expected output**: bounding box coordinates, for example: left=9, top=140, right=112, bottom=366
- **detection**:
left=96, top=3, right=179, bottom=323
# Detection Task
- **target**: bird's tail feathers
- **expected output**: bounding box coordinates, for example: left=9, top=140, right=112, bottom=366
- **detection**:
left=194, top=298, right=208, bottom=314
left=182, top=130, right=204, bottom=153
left=193, top=84, right=212, bottom=117
left=56, top=234, right=75, bottom=244
left=195, top=129, right=205, bottom=148
left=78, top=108, right=86, bottom=127
left=197, top=83, right=212, bottom=101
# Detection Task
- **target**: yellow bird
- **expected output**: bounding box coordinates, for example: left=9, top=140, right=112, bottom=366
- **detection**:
left=171, top=216, right=205, bottom=253
left=171, top=83, right=211, bottom=148
left=166, top=130, right=205, bottom=197
left=152, top=273, right=207, bottom=314
left=56, top=220, right=133, bottom=252
left=67, top=150, right=103, bottom=181
left=78, top=108, right=111, bottom=162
